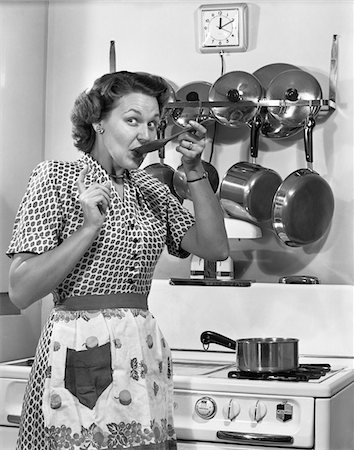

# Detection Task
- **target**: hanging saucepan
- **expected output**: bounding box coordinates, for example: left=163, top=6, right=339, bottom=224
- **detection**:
left=143, top=122, right=181, bottom=201
left=266, top=69, right=323, bottom=127
left=219, top=114, right=282, bottom=222
left=209, top=71, right=263, bottom=127
left=172, top=160, right=219, bottom=201
left=200, top=331, right=299, bottom=373
left=271, top=116, right=334, bottom=247
left=171, top=81, right=213, bottom=128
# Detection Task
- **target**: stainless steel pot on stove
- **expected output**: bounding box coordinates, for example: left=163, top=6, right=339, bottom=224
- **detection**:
left=201, top=331, right=299, bottom=373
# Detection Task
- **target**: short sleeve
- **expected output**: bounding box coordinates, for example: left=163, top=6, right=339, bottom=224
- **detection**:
left=165, top=193, right=195, bottom=259
left=7, top=161, right=63, bottom=256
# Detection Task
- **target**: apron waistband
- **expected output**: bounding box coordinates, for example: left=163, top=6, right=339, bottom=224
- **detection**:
left=55, top=293, right=148, bottom=311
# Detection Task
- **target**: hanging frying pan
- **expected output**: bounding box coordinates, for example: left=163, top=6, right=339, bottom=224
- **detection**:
left=219, top=115, right=282, bottom=222
left=209, top=71, right=262, bottom=127
left=171, top=81, right=213, bottom=128
left=271, top=116, right=334, bottom=247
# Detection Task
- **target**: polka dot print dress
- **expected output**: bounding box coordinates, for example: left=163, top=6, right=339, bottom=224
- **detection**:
left=7, top=154, right=195, bottom=450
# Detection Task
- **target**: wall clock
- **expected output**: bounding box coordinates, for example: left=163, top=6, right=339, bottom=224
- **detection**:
left=198, top=3, right=248, bottom=53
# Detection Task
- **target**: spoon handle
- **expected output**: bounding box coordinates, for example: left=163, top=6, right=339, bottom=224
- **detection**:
left=134, top=125, right=194, bottom=154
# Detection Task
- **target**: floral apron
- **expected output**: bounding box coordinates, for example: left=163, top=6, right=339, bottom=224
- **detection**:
left=41, top=294, right=177, bottom=450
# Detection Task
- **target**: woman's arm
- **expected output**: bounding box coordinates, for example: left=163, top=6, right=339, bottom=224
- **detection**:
left=177, top=121, right=229, bottom=261
left=9, top=166, right=111, bottom=309
left=9, top=225, right=99, bottom=309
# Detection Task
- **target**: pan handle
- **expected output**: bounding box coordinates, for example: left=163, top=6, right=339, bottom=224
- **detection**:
left=303, top=115, right=316, bottom=168
left=200, top=331, right=236, bottom=350
left=249, top=115, right=262, bottom=162
left=157, top=119, right=167, bottom=161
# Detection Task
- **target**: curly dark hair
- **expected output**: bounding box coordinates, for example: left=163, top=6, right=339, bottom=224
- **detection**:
left=71, top=71, right=170, bottom=153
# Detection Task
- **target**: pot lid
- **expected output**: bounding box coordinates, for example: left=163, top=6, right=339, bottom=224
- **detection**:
left=253, top=63, right=300, bottom=91
left=172, top=81, right=212, bottom=127
left=266, top=69, right=323, bottom=126
left=209, top=71, right=262, bottom=127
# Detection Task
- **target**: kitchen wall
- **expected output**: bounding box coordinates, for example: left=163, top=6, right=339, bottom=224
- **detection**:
left=43, top=0, right=354, bottom=284
left=0, top=0, right=48, bottom=361
left=0, top=0, right=353, bottom=360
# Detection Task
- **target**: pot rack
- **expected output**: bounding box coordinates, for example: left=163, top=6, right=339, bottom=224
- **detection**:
left=109, top=35, right=337, bottom=123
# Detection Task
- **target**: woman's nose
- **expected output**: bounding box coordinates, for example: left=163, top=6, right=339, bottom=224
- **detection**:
left=137, top=125, right=154, bottom=143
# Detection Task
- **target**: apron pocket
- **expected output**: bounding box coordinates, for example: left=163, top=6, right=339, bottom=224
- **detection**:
left=64, top=341, right=113, bottom=409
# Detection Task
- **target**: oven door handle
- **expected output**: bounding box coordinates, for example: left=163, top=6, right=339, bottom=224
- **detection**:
left=217, top=430, right=294, bottom=445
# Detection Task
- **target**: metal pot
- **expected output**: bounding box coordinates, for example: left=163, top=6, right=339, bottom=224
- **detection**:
left=172, top=81, right=213, bottom=128
left=219, top=115, right=282, bottom=222
left=172, top=160, right=219, bottom=201
left=209, top=71, right=262, bottom=127
left=271, top=116, right=334, bottom=247
left=200, top=331, right=299, bottom=373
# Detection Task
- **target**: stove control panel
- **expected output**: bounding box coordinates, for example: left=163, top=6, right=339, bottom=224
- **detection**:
left=195, top=396, right=217, bottom=419
left=174, top=389, right=315, bottom=448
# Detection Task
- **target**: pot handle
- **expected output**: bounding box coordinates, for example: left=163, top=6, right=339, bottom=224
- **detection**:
left=249, top=114, right=262, bottom=162
left=157, top=119, right=167, bottom=161
left=200, top=331, right=236, bottom=351
left=303, top=115, right=316, bottom=169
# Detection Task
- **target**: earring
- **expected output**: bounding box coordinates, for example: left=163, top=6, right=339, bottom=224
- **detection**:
left=96, top=124, right=105, bottom=134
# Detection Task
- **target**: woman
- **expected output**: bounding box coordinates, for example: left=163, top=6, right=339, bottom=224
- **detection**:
left=7, top=71, right=229, bottom=450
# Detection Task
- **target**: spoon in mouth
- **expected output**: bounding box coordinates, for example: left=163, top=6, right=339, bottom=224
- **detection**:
left=133, top=125, right=195, bottom=155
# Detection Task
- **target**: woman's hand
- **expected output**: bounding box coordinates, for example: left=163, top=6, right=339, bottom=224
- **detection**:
left=76, top=165, right=111, bottom=230
left=176, top=120, right=207, bottom=174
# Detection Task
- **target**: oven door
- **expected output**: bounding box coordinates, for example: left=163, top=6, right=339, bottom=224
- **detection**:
left=0, top=377, right=27, bottom=449
left=177, top=440, right=305, bottom=450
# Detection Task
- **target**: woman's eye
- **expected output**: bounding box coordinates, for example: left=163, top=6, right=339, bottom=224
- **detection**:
left=148, top=122, right=157, bottom=130
left=127, top=117, right=138, bottom=125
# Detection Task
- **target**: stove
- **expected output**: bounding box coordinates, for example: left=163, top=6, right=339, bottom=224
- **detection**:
left=171, top=350, right=354, bottom=450
left=1, top=352, right=354, bottom=450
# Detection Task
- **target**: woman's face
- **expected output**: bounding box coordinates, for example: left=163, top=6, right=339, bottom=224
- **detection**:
left=95, top=92, right=160, bottom=173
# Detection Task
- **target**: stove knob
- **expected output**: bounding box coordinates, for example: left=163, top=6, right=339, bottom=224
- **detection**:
left=226, top=399, right=240, bottom=421
left=249, top=400, right=267, bottom=422
left=195, top=396, right=217, bottom=419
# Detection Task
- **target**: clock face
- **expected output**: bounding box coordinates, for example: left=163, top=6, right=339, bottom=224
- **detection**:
left=198, top=3, right=248, bottom=53
left=202, top=9, right=239, bottom=47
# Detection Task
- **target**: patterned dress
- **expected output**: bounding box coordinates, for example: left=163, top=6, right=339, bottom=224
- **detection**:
left=7, top=154, right=195, bottom=450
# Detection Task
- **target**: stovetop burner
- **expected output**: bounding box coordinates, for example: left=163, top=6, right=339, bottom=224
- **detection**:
left=228, top=364, right=331, bottom=382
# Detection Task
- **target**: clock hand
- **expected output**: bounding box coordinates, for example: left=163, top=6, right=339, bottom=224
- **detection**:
left=219, top=17, right=222, bottom=29
left=220, top=18, right=234, bottom=29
